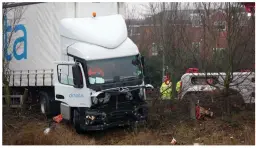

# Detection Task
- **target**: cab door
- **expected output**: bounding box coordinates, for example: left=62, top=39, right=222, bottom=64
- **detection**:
left=54, top=61, right=91, bottom=107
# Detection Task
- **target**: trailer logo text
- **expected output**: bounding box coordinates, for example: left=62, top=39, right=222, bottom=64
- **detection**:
left=3, top=15, right=27, bottom=61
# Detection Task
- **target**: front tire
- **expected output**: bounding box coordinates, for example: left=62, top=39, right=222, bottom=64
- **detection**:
left=73, top=109, right=83, bottom=134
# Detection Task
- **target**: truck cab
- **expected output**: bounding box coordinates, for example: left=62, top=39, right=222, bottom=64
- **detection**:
left=51, top=14, right=153, bottom=132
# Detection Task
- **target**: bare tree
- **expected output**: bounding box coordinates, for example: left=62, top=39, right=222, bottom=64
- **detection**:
left=141, top=2, right=254, bottom=117
left=146, top=2, right=198, bottom=99
left=2, top=3, right=26, bottom=109
left=125, top=3, right=164, bottom=88
left=192, top=2, right=255, bottom=115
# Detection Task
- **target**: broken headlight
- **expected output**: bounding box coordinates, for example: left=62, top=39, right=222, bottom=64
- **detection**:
left=103, top=93, right=110, bottom=103
left=125, top=92, right=133, bottom=100
left=98, top=97, right=104, bottom=103
left=92, top=93, right=111, bottom=105
left=98, top=93, right=111, bottom=104
left=91, top=96, right=98, bottom=104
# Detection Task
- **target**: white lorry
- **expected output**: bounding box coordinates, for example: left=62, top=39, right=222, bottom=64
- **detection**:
left=4, top=2, right=153, bottom=133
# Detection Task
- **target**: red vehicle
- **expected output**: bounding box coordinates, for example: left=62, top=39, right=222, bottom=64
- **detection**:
left=186, top=68, right=199, bottom=73
left=241, top=2, right=255, bottom=15
left=240, top=69, right=251, bottom=72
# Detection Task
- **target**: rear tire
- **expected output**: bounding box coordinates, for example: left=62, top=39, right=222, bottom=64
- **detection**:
left=39, top=91, right=51, bottom=117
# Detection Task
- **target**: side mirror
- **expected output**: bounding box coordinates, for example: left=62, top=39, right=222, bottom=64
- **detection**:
left=141, top=56, right=145, bottom=67
left=141, top=56, right=146, bottom=76
left=72, top=64, right=83, bottom=88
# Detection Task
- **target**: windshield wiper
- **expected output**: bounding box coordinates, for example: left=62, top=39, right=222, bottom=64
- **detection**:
left=120, top=76, right=138, bottom=81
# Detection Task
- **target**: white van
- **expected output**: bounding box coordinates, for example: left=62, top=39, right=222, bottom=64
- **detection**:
left=179, top=72, right=255, bottom=104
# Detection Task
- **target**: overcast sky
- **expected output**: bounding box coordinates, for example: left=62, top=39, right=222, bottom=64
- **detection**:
left=126, top=2, right=197, bottom=19
left=126, top=2, right=148, bottom=19
left=125, top=2, right=229, bottom=19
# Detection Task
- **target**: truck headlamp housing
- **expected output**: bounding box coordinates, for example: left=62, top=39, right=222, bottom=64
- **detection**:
left=103, top=93, right=111, bottom=103
left=92, top=96, right=98, bottom=104
left=125, top=92, right=133, bottom=100
left=98, top=97, right=104, bottom=103
left=91, top=93, right=111, bottom=105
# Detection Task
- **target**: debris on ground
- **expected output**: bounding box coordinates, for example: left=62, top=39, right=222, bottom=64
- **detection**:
left=170, top=137, right=177, bottom=145
left=53, top=114, right=63, bottom=123
left=43, top=127, right=51, bottom=135
left=2, top=102, right=255, bottom=145
left=194, top=143, right=204, bottom=145
left=44, top=114, right=63, bottom=135
left=196, top=104, right=214, bottom=120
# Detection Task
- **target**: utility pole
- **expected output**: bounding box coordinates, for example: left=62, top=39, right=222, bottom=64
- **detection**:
left=162, top=2, right=166, bottom=82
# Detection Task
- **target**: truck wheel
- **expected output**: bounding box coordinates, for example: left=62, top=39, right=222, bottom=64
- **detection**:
left=39, top=91, right=51, bottom=117
left=73, top=109, right=83, bottom=134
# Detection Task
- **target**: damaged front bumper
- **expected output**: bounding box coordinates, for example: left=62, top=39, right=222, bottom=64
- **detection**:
left=78, top=106, right=148, bottom=131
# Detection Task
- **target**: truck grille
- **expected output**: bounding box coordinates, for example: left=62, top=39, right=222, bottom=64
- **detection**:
left=91, top=90, right=143, bottom=114
left=100, top=94, right=134, bottom=113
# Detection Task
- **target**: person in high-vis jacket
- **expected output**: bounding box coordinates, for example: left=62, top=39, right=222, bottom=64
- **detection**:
left=160, top=78, right=172, bottom=99
left=176, top=80, right=182, bottom=99
left=176, top=80, right=181, bottom=92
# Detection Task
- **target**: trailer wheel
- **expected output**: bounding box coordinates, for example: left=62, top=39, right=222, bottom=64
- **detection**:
left=39, top=91, right=51, bottom=117
left=73, top=109, right=83, bottom=134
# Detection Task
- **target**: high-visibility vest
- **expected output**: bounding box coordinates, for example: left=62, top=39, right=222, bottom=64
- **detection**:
left=160, top=82, right=172, bottom=99
left=176, top=81, right=181, bottom=92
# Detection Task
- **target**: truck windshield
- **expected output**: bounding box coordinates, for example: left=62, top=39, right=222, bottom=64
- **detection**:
left=87, top=55, right=143, bottom=84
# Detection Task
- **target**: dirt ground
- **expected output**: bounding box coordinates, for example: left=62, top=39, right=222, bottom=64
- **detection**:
left=2, top=104, right=255, bottom=145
